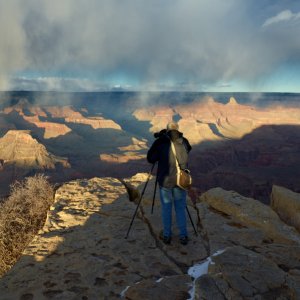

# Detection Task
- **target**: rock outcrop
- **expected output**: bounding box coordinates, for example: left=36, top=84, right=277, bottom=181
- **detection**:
left=22, top=115, right=72, bottom=139
left=100, top=138, right=148, bottom=163
left=0, top=130, right=70, bottom=169
left=3, top=102, right=122, bottom=139
left=271, top=185, right=300, bottom=232
left=45, top=106, right=122, bottom=130
left=0, top=176, right=299, bottom=299
left=133, top=96, right=300, bottom=145
left=200, top=187, right=300, bottom=245
left=0, top=175, right=206, bottom=299
left=193, top=188, right=300, bottom=299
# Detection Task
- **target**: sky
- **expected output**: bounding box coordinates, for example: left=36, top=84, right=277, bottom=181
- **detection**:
left=0, top=0, right=300, bottom=92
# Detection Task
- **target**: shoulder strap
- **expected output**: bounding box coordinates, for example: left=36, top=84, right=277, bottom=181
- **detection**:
left=170, top=141, right=181, bottom=171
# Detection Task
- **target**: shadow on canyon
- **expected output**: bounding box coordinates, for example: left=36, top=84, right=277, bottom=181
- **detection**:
left=189, top=124, right=300, bottom=204
left=1, top=105, right=300, bottom=204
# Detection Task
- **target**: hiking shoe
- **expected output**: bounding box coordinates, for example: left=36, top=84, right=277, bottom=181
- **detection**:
left=179, top=236, right=189, bottom=245
left=159, top=230, right=171, bottom=245
left=163, top=236, right=171, bottom=245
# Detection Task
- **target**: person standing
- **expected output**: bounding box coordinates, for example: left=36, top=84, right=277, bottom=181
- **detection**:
left=147, top=121, right=192, bottom=245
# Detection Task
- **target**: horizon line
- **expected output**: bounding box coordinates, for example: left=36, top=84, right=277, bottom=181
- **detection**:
left=0, top=90, right=300, bottom=94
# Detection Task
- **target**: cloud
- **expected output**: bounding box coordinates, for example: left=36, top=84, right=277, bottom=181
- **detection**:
left=0, top=0, right=300, bottom=91
left=0, top=1, right=27, bottom=90
left=11, top=76, right=114, bottom=92
left=262, top=10, right=300, bottom=27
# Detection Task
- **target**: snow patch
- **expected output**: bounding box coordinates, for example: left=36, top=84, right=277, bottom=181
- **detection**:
left=120, top=286, right=130, bottom=298
left=187, top=249, right=226, bottom=300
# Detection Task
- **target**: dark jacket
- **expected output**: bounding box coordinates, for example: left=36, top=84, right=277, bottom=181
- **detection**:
left=147, top=129, right=192, bottom=188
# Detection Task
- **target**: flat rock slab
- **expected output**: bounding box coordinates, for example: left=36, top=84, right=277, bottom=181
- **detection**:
left=200, top=187, right=300, bottom=245
left=195, top=246, right=300, bottom=299
left=0, top=176, right=207, bottom=300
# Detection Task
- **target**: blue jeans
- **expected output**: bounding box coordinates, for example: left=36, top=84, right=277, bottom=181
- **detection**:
left=159, top=186, right=187, bottom=238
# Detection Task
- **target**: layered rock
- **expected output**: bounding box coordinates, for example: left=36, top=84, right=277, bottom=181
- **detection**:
left=193, top=187, right=300, bottom=299
left=133, top=106, right=174, bottom=133
left=271, top=185, right=300, bottom=232
left=133, top=97, right=300, bottom=145
left=45, top=106, right=122, bottom=130
left=2, top=102, right=73, bottom=139
left=23, top=115, right=72, bottom=139
left=0, top=130, right=70, bottom=169
left=200, top=187, right=300, bottom=245
left=3, top=103, right=122, bottom=139
left=0, top=177, right=299, bottom=299
left=100, top=137, right=148, bottom=163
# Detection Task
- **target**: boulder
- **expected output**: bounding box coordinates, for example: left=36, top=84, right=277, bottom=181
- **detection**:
left=271, top=185, right=300, bottom=232
left=199, top=187, right=300, bottom=245
left=195, top=246, right=299, bottom=299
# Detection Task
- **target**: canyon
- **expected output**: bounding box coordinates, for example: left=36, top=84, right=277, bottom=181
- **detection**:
left=0, top=92, right=300, bottom=298
left=0, top=92, right=299, bottom=202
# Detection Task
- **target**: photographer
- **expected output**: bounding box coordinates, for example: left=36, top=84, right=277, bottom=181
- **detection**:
left=147, top=121, right=192, bottom=245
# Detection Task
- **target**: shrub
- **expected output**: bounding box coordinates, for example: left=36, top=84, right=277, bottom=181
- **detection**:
left=0, top=174, right=54, bottom=277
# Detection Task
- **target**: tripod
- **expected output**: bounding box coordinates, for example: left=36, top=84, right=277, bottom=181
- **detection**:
left=125, top=163, right=155, bottom=239
left=125, top=164, right=198, bottom=239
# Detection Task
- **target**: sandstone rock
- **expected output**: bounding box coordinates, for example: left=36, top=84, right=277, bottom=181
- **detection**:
left=199, top=187, right=300, bottom=245
left=100, top=152, right=146, bottom=163
left=195, top=246, right=298, bottom=299
left=197, top=201, right=268, bottom=253
left=0, top=130, right=70, bottom=169
left=271, top=185, right=300, bottom=232
left=0, top=176, right=206, bottom=300
left=227, top=97, right=238, bottom=106
left=253, top=243, right=300, bottom=271
left=45, top=106, right=122, bottom=130
left=45, top=106, right=83, bottom=119
left=23, top=115, right=72, bottom=139
left=133, top=106, right=174, bottom=133
left=1, top=178, right=300, bottom=299
left=118, top=137, right=148, bottom=151
left=125, top=275, right=191, bottom=300
left=65, top=116, right=122, bottom=130
left=100, top=138, right=147, bottom=164
left=133, top=97, right=300, bottom=145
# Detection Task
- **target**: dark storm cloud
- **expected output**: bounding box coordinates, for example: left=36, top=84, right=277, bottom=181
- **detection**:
left=0, top=0, right=300, bottom=90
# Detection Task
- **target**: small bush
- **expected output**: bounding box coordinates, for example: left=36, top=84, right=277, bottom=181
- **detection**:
left=0, top=174, right=54, bottom=277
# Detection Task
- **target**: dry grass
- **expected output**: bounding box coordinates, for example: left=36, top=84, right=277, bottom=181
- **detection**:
left=0, top=174, right=54, bottom=277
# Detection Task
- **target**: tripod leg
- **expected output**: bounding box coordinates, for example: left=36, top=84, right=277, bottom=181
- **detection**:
left=186, top=205, right=198, bottom=236
left=151, top=175, right=158, bottom=214
left=125, top=164, right=155, bottom=239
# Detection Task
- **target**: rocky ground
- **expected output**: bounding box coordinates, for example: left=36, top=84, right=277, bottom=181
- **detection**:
left=0, top=174, right=299, bottom=299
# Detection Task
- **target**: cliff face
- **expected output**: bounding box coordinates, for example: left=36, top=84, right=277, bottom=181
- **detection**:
left=45, top=106, right=122, bottom=130
left=2, top=103, right=121, bottom=140
left=1, top=95, right=300, bottom=205
left=0, top=175, right=299, bottom=299
left=0, top=130, right=70, bottom=169
left=133, top=97, right=300, bottom=145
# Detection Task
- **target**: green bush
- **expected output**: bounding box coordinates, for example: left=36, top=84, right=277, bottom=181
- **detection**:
left=0, top=174, right=54, bottom=277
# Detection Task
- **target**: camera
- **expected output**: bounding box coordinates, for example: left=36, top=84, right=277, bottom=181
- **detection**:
left=154, top=129, right=167, bottom=138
